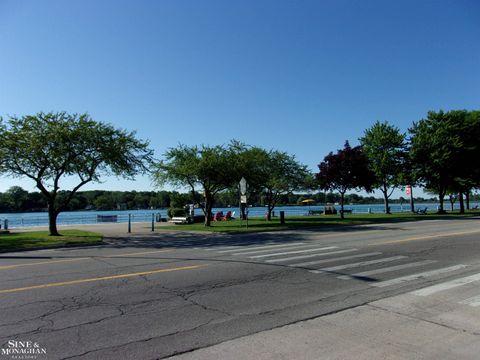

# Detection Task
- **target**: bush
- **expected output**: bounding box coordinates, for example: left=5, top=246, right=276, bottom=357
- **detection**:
left=167, top=208, right=187, bottom=218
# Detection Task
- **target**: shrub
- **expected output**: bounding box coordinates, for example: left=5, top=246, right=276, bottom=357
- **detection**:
left=167, top=208, right=187, bottom=218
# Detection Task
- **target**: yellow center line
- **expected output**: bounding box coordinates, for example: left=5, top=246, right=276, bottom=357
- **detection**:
left=368, top=229, right=480, bottom=246
left=0, top=249, right=173, bottom=270
left=0, top=258, right=88, bottom=270
left=0, top=264, right=206, bottom=294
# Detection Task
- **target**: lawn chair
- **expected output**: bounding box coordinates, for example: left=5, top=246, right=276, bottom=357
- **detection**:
left=222, top=211, right=232, bottom=221
left=213, top=211, right=224, bottom=221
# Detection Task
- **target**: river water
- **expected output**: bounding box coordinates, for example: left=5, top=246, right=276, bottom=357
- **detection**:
left=0, top=202, right=465, bottom=229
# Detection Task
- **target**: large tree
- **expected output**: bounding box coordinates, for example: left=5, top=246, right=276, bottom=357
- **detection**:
left=360, top=121, right=406, bottom=214
left=409, top=110, right=480, bottom=213
left=317, top=141, right=375, bottom=219
left=0, top=112, right=153, bottom=235
left=152, top=142, right=246, bottom=226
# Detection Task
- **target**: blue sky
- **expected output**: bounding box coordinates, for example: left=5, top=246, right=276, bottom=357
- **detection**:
left=1, top=0, right=479, bottom=196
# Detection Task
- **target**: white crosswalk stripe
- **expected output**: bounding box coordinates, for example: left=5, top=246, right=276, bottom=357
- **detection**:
left=411, top=272, right=480, bottom=296
left=265, top=249, right=358, bottom=263
left=371, top=264, right=468, bottom=288
left=249, top=246, right=338, bottom=259
left=289, top=252, right=382, bottom=268
left=204, top=246, right=240, bottom=251
left=311, top=256, right=407, bottom=273
left=337, top=260, right=437, bottom=280
left=459, top=294, right=480, bottom=307
left=217, top=242, right=305, bottom=254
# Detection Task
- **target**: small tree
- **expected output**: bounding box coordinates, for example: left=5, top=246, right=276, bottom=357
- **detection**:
left=360, top=121, right=406, bottom=214
left=0, top=112, right=153, bottom=235
left=317, top=141, right=375, bottom=219
left=258, top=150, right=309, bottom=221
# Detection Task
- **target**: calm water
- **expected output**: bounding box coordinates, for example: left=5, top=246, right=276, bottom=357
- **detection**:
left=0, top=202, right=467, bottom=228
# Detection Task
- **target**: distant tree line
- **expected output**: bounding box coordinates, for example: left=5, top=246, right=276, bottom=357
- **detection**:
left=0, top=186, right=445, bottom=214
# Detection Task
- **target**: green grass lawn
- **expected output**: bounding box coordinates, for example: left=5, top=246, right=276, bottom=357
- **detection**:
left=0, top=230, right=104, bottom=252
left=159, top=210, right=480, bottom=233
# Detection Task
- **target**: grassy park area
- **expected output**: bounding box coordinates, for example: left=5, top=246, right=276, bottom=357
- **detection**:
left=0, top=230, right=103, bottom=252
left=160, top=211, right=480, bottom=233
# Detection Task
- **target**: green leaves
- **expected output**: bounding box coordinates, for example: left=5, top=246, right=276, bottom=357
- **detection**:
left=408, top=110, right=480, bottom=210
left=0, top=112, right=153, bottom=234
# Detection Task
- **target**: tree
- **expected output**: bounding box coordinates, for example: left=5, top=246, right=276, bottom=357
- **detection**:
left=5, top=186, right=29, bottom=212
left=152, top=142, right=245, bottom=226
left=256, top=150, right=309, bottom=221
left=360, top=121, right=406, bottom=214
left=0, top=112, right=153, bottom=235
left=409, top=110, right=480, bottom=213
left=317, top=141, right=375, bottom=219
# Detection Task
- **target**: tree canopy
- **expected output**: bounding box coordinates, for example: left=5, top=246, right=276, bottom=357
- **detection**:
left=409, top=110, right=480, bottom=212
left=317, top=141, right=375, bottom=219
left=152, top=142, right=246, bottom=226
left=0, top=112, right=153, bottom=235
left=360, top=121, right=406, bottom=214
left=255, top=150, right=309, bottom=220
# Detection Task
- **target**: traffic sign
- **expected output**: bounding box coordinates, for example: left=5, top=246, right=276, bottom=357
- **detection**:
left=240, top=177, right=247, bottom=195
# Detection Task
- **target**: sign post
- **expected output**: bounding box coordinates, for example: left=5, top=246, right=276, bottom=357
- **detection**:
left=239, top=177, right=248, bottom=228
left=406, top=185, right=415, bottom=213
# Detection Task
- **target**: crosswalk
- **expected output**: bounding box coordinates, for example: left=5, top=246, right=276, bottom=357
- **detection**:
left=204, top=242, right=480, bottom=306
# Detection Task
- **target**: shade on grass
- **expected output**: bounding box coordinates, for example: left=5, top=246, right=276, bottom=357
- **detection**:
left=0, top=230, right=103, bottom=251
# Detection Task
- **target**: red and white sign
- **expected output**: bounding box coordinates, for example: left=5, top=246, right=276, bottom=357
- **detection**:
left=406, top=185, right=412, bottom=196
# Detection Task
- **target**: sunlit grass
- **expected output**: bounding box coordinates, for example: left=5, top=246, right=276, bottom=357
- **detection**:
left=159, top=210, right=480, bottom=233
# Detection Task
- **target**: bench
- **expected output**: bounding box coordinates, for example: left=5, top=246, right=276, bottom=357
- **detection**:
left=415, top=207, right=428, bottom=215
left=169, top=217, right=191, bottom=224
left=97, top=215, right=118, bottom=222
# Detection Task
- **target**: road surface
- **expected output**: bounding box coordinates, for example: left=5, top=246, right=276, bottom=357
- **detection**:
left=1, top=217, right=480, bottom=359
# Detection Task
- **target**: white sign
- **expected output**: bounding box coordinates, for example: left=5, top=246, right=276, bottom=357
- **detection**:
left=240, top=195, right=247, bottom=204
left=239, top=177, right=247, bottom=195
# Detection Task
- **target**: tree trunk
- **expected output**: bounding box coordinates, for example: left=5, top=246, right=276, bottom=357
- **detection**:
left=459, top=192, right=465, bottom=214
left=266, top=204, right=275, bottom=221
left=204, top=193, right=212, bottom=227
left=449, top=194, right=455, bottom=211
left=340, top=192, right=345, bottom=220
left=466, top=191, right=470, bottom=210
left=382, top=184, right=390, bottom=214
left=438, top=190, right=445, bottom=213
left=48, top=203, right=60, bottom=236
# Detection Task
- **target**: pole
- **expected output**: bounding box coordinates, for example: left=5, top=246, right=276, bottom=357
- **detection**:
left=151, top=213, right=155, bottom=232
left=128, top=214, right=131, bottom=233
left=410, top=187, right=415, bottom=213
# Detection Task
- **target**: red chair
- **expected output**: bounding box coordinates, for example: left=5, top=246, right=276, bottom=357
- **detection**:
left=214, top=211, right=224, bottom=221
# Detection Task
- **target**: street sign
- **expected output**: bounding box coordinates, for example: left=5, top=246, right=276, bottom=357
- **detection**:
left=239, top=177, right=247, bottom=195
left=406, top=185, right=411, bottom=196
left=240, top=195, right=247, bottom=203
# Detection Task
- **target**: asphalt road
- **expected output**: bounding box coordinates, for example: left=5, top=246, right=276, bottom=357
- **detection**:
left=1, top=217, right=480, bottom=359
